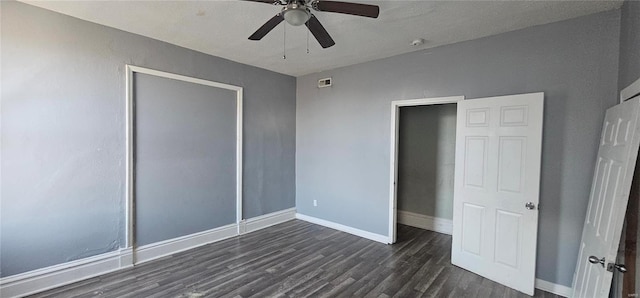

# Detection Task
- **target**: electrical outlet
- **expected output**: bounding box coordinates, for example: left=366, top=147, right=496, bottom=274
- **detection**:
left=313, top=200, right=318, bottom=207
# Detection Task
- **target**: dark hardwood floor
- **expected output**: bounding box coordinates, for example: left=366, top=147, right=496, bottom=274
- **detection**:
left=30, top=220, right=559, bottom=298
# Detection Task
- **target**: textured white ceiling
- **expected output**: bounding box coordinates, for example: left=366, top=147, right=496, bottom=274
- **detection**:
left=22, top=0, right=622, bottom=77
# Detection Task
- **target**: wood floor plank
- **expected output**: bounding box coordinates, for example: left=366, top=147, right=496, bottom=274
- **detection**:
left=28, top=221, right=560, bottom=298
left=419, top=266, right=454, bottom=298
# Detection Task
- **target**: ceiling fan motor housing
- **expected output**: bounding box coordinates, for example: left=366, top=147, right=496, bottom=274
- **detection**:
left=282, top=2, right=311, bottom=26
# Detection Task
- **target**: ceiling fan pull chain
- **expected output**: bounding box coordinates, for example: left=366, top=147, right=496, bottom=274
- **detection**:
left=306, top=22, right=310, bottom=54
left=283, top=23, right=287, bottom=60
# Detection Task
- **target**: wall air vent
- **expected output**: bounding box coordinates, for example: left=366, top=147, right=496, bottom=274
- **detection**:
left=318, top=77, right=332, bottom=88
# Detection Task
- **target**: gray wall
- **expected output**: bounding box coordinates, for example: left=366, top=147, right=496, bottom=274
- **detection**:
left=397, top=104, right=456, bottom=219
left=618, top=0, right=640, bottom=91
left=134, top=73, right=238, bottom=246
left=296, top=10, right=620, bottom=287
left=1, top=2, right=296, bottom=277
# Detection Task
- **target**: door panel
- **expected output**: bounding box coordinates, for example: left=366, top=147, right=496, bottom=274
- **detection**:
left=462, top=203, right=484, bottom=255
left=495, top=210, right=521, bottom=268
left=572, top=96, right=640, bottom=298
left=464, top=137, right=488, bottom=188
left=466, top=108, right=490, bottom=126
left=452, top=93, right=544, bottom=295
left=500, top=105, right=529, bottom=126
left=498, top=137, right=526, bottom=193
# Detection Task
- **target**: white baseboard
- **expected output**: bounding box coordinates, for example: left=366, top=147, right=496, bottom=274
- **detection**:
left=535, top=278, right=572, bottom=297
left=0, top=249, right=130, bottom=298
left=295, top=213, right=389, bottom=244
left=243, top=208, right=296, bottom=233
left=0, top=208, right=296, bottom=298
left=397, top=210, right=453, bottom=235
left=135, top=223, right=238, bottom=264
left=137, top=208, right=296, bottom=264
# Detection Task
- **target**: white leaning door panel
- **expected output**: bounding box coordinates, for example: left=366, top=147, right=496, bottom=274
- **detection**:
left=452, top=93, right=544, bottom=295
left=572, top=96, right=640, bottom=298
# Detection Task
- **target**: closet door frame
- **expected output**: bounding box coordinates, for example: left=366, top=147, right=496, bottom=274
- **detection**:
left=387, top=95, right=464, bottom=244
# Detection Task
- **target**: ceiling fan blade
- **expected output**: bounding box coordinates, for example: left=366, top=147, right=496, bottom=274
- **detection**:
left=314, top=1, right=379, bottom=18
left=306, top=15, right=335, bottom=49
left=249, top=14, right=284, bottom=40
left=241, top=0, right=280, bottom=4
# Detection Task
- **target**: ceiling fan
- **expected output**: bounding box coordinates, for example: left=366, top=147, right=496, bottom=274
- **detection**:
left=244, top=0, right=380, bottom=49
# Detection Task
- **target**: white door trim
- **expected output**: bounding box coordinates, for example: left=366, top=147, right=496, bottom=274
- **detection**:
left=388, top=95, right=465, bottom=243
left=125, top=65, right=243, bottom=263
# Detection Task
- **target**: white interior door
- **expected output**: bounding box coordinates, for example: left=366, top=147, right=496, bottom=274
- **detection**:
left=452, top=92, right=544, bottom=295
left=572, top=96, right=640, bottom=298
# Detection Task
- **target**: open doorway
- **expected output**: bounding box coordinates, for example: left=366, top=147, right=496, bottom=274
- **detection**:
left=397, top=103, right=457, bottom=236
left=388, top=96, right=464, bottom=243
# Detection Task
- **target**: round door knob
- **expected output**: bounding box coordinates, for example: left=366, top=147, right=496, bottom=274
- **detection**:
left=589, top=256, right=605, bottom=267
left=614, top=264, right=627, bottom=273
left=525, top=202, right=536, bottom=210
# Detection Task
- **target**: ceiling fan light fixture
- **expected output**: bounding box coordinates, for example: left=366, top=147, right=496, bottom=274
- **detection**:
left=283, top=5, right=311, bottom=26
left=247, top=0, right=380, bottom=49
